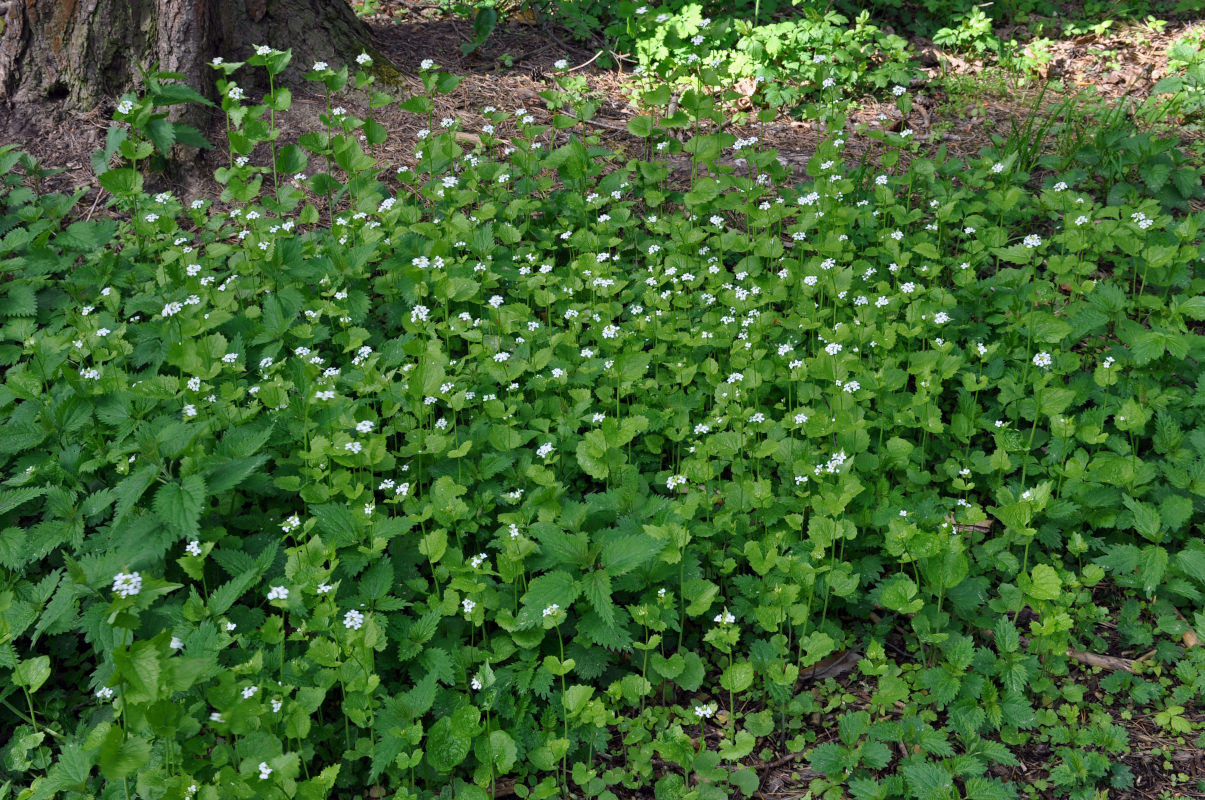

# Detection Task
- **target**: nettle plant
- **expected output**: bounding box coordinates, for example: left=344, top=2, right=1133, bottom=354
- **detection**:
left=0, top=42, right=1204, bottom=800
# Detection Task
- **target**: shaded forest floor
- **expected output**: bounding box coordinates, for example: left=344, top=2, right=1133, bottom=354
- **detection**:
left=5, top=2, right=1205, bottom=210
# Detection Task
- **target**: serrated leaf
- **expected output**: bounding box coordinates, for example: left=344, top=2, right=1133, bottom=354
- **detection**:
left=901, top=761, right=953, bottom=800
left=153, top=475, right=205, bottom=539
left=0, top=485, right=46, bottom=516
left=112, top=641, right=161, bottom=704
left=521, top=570, right=579, bottom=625
left=109, top=466, right=156, bottom=532
left=601, top=532, right=664, bottom=576
left=580, top=570, right=615, bottom=627
left=207, top=570, right=258, bottom=615
left=97, top=725, right=151, bottom=780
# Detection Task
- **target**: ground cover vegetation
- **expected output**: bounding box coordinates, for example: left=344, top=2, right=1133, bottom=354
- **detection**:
left=2, top=4, right=1205, bottom=800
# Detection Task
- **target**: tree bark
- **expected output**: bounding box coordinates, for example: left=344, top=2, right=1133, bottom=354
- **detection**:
left=0, top=0, right=372, bottom=111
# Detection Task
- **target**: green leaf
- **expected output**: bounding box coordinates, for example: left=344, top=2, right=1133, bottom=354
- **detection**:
left=1176, top=547, right=1205, bottom=587
left=880, top=575, right=923, bottom=614
left=418, top=529, right=447, bottom=562
left=521, top=570, right=579, bottom=625
left=1026, top=564, right=1061, bottom=601
left=0, top=486, right=46, bottom=516
left=153, top=475, right=205, bottom=539
left=97, top=168, right=142, bottom=196
left=626, top=115, right=655, bottom=138
left=426, top=715, right=472, bottom=772
left=13, top=655, right=51, bottom=692
left=901, top=761, right=954, bottom=800
left=964, top=777, right=1017, bottom=800
left=581, top=570, right=616, bottom=627
left=684, top=176, right=721, bottom=206
left=59, top=220, right=117, bottom=252
left=97, top=725, right=151, bottom=780
left=112, top=641, right=162, bottom=704
left=145, top=118, right=175, bottom=156
left=601, top=533, right=664, bottom=575
left=1177, top=296, right=1205, bottom=320
left=474, top=730, right=517, bottom=774
left=720, top=660, right=754, bottom=693
left=472, top=6, right=498, bottom=42
left=208, top=569, right=258, bottom=615
left=1123, top=495, right=1162, bottom=542
left=994, top=617, right=1020, bottom=653
left=171, top=123, right=212, bottom=150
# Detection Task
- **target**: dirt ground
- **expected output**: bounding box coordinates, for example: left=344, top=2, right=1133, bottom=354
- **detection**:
left=2, top=3, right=1204, bottom=797
left=3, top=3, right=1203, bottom=207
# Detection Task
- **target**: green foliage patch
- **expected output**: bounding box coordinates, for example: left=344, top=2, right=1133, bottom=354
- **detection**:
left=1, top=46, right=1204, bottom=800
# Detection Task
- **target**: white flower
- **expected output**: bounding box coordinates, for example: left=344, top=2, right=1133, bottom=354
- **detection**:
left=542, top=604, right=560, bottom=618
left=825, top=342, right=842, bottom=355
left=271, top=699, right=283, bottom=712
left=225, top=622, right=237, bottom=631
left=113, top=572, right=142, bottom=597
left=1023, top=234, right=1042, bottom=248
left=554, top=58, right=568, bottom=69
left=96, top=686, right=115, bottom=701
left=266, top=586, right=289, bottom=601
left=356, top=420, right=375, bottom=433
left=537, top=442, right=555, bottom=458
left=694, top=703, right=715, bottom=719
left=255, top=44, right=272, bottom=56
left=116, top=99, right=135, bottom=115
left=463, top=598, right=477, bottom=614
left=1032, top=352, right=1053, bottom=369
left=313, top=61, right=329, bottom=71
left=713, top=610, right=735, bottom=624
left=242, top=685, right=259, bottom=699
left=991, top=162, right=1005, bottom=174
left=356, top=52, right=372, bottom=65
left=186, top=540, right=202, bottom=556
left=344, top=441, right=363, bottom=454
left=471, top=677, right=483, bottom=690
left=258, top=762, right=272, bottom=780
left=343, top=609, right=365, bottom=630
left=933, top=311, right=950, bottom=325
left=317, top=583, right=333, bottom=594
left=209, top=712, right=224, bottom=723
left=421, top=58, right=435, bottom=70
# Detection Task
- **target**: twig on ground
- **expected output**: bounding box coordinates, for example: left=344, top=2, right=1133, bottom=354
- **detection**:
left=568, top=50, right=603, bottom=72
left=84, top=188, right=105, bottom=221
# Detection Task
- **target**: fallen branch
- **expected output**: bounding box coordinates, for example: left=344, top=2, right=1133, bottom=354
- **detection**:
left=757, top=749, right=820, bottom=776
left=567, top=50, right=603, bottom=72
left=981, top=627, right=1145, bottom=673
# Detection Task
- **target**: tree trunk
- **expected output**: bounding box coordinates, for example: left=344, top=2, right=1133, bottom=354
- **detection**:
left=0, top=0, right=372, bottom=110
